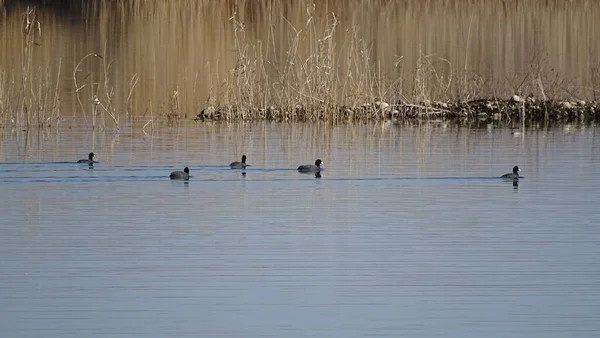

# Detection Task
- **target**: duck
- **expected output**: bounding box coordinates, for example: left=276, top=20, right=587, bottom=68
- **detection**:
left=230, top=155, right=247, bottom=169
left=298, top=159, right=322, bottom=173
left=170, top=167, right=190, bottom=180
left=501, top=166, right=521, bottom=179
left=77, top=152, right=98, bottom=164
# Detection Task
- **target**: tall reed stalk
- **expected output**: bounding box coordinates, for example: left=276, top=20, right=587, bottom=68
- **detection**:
left=73, top=47, right=136, bottom=130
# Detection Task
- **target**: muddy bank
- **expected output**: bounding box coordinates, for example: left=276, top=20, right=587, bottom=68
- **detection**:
left=195, top=97, right=600, bottom=124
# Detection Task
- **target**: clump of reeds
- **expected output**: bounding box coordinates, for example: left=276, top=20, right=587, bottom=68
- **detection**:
left=0, top=7, right=61, bottom=128
left=194, top=2, right=600, bottom=124
left=210, top=7, right=374, bottom=121
left=201, top=8, right=600, bottom=124
left=203, top=4, right=484, bottom=123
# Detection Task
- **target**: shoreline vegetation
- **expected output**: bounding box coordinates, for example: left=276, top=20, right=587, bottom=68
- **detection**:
left=195, top=98, right=600, bottom=124
left=1, top=1, right=599, bottom=129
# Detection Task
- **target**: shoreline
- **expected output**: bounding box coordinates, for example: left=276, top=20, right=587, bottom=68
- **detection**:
left=196, top=97, right=600, bottom=124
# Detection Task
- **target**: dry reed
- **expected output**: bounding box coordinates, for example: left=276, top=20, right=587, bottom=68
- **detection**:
left=202, top=5, right=490, bottom=122
left=0, top=1, right=599, bottom=127
left=0, top=7, right=61, bottom=128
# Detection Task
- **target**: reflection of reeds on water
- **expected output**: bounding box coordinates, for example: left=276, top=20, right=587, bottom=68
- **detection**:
left=1, top=1, right=600, bottom=127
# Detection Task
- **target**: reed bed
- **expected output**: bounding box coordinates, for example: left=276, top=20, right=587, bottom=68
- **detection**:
left=0, top=7, right=61, bottom=128
left=0, top=0, right=599, bottom=128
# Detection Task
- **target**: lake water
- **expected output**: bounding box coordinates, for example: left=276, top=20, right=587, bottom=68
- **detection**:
left=1, top=120, right=600, bottom=337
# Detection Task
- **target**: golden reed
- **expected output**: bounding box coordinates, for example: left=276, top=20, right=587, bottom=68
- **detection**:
left=0, top=0, right=599, bottom=127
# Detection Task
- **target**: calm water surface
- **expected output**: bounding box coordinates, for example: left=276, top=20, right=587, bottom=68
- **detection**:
left=1, top=121, right=599, bottom=337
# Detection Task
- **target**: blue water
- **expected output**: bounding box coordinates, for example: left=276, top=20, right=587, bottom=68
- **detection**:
left=1, top=121, right=599, bottom=337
